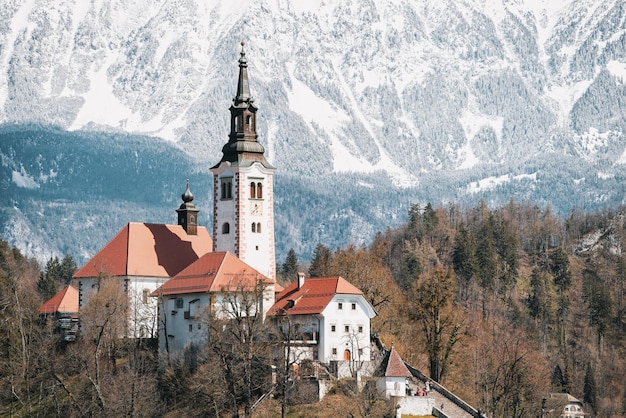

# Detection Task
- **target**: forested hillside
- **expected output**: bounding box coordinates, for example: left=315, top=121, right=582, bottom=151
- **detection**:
left=310, top=200, right=626, bottom=417
left=1, top=200, right=626, bottom=417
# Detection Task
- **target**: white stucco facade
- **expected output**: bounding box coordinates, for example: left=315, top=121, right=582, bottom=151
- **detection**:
left=319, top=294, right=374, bottom=364
left=157, top=292, right=212, bottom=353
left=377, top=376, right=408, bottom=399
left=76, top=275, right=167, bottom=338
left=157, top=285, right=274, bottom=354
left=212, top=162, right=276, bottom=281
left=272, top=292, right=375, bottom=374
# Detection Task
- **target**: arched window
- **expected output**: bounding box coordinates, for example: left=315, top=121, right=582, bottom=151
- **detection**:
left=234, top=116, right=239, bottom=131
left=221, top=178, right=232, bottom=199
left=250, top=182, right=256, bottom=198
left=343, top=350, right=351, bottom=361
left=222, top=223, right=230, bottom=234
left=256, top=222, right=261, bottom=233
left=246, top=115, right=252, bottom=131
left=251, top=223, right=256, bottom=233
left=257, top=182, right=263, bottom=198
left=190, top=215, right=195, bottom=224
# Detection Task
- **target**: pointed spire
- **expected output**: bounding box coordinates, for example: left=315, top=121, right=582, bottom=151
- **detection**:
left=234, top=41, right=253, bottom=106
left=212, top=42, right=274, bottom=170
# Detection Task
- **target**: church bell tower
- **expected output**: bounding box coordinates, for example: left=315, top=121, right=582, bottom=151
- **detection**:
left=210, top=42, right=276, bottom=281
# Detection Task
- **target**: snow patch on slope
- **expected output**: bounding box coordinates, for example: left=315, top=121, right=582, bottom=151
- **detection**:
left=466, top=172, right=537, bottom=194
left=12, top=168, right=39, bottom=189
left=607, top=60, right=626, bottom=82
left=0, top=0, right=37, bottom=116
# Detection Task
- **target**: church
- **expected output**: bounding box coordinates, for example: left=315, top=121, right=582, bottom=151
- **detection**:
left=57, top=42, right=377, bottom=369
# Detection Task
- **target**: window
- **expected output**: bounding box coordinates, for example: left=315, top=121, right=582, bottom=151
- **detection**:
left=344, top=325, right=350, bottom=333
left=142, top=289, right=149, bottom=304
left=256, top=222, right=261, bottom=233
left=250, top=182, right=256, bottom=198
left=175, top=298, right=184, bottom=309
left=222, top=223, right=230, bottom=234
left=246, top=115, right=252, bottom=131
left=332, top=348, right=337, bottom=355
left=331, top=325, right=336, bottom=332
left=351, top=303, right=356, bottom=310
left=358, top=325, right=363, bottom=333
left=198, top=323, right=201, bottom=330
left=189, top=324, right=193, bottom=332
left=250, top=181, right=263, bottom=199
left=221, top=178, right=232, bottom=199
left=251, top=223, right=256, bottom=233
left=338, top=302, right=343, bottom=310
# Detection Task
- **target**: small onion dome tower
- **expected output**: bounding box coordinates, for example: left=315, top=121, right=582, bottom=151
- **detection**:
left=177, top=180, right=199, bottom=235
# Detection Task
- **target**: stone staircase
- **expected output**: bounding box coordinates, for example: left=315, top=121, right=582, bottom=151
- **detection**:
left=405, top=364, right=479, bottom=418
left=371, top=336, right=480, bottom=418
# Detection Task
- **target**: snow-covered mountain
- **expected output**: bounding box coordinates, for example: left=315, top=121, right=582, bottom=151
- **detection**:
left=2, top=0, right=626, bottom=263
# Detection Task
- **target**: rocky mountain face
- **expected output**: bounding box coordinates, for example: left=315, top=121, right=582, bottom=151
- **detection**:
left=1, top=0, right=626, bottom=264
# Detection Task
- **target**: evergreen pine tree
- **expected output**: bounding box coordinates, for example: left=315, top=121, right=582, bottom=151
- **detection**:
left=476, top=215, right=497, bottom=291
left=37, top=257, right=62, bottom=300
left=59, top=254, right=77, bottom=284
left=452, top=224, right=478, bottom=299
left=423, top=202, right=439, bottom=233
left=308, top=244, right=332, bottom=278
left=281, top=248, right=299, bottom=283
left=583, top=362, right=597, bottom=413
left=550, top=364, right=568, bottom=393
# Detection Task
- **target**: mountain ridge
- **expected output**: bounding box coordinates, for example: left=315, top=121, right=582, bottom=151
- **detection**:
left=1, top=0, right=626, bottom=263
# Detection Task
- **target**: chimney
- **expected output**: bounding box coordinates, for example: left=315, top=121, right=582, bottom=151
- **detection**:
left=297, top=272, right=305, bottom=289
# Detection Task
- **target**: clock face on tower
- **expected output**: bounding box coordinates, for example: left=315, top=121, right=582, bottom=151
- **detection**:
left=251, top=202, right=263, bottom=216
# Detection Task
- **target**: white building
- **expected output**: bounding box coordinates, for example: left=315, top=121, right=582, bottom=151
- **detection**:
left=153, top=251, right=274, bottom=354
left=72, top=196, right=212, bottom=339
left=267, top=273, right=376, bottom=377
left=376, top=345, right=413, bottom=399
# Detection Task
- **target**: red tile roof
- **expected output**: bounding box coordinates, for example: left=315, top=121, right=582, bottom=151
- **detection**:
left=267, top=276, right=363, bottom=316
left=39, top=285, right=79, bottom=314
left=382, top=346, right=412, bottom=378
left=73, top=223, right=213, bottom=279
left=153, top=251, right=271, bottom=296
